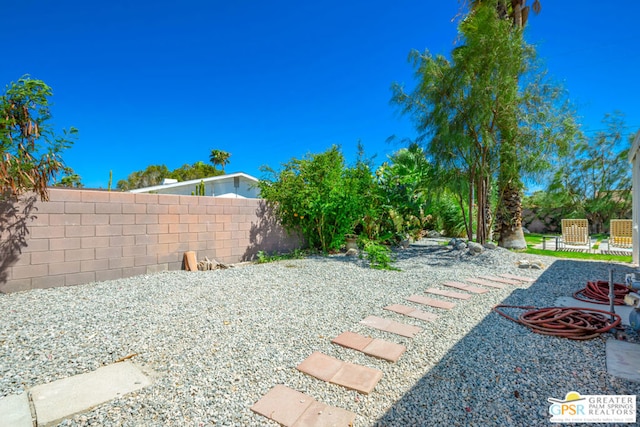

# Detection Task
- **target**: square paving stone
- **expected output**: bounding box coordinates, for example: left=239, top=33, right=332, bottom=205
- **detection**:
left=442, top=281, right=488, bottom=294
left=297, top=352, right=343, bottom=382
left=291, top=400, right=357, bottom=427
left=478, top=275, right=520, bottom=285
left=360, top=315, right=421, bottom=338
left=498, top=273, right=534, bottom=282
left=331, top=331, right=373, bottom=352
left=465, top=278, right=506, bottom=289
left=384, top=304, right=438, bottom=322
left=362, top=339, right=406, bottom=362
left=330, top=362, right=383, bottom=394
left=406, top=295, right=456, bottom=310
left=425, top=287, right=472, bottom=300
left=250, top=385, right=314, bottom=426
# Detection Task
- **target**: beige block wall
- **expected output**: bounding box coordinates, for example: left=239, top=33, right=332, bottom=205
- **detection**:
left=0, top=188, right=300, bottom=293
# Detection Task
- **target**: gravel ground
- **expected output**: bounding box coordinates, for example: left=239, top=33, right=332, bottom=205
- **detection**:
left=1, top=240, right=639, bottom=426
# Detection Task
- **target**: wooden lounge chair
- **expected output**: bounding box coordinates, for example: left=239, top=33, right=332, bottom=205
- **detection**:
left=560, top=219, right=590, bottom=251
left=609, top=219, right=632, bottom=249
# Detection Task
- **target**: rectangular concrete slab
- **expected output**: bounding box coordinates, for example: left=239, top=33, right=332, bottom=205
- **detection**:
left=425, top=287, right=472, bottom=300
left=554, top=296, right=633, bottom=326
left=606, top=339, right=640, bottom=383
left=478, top=275, right=521, bottom=285
left=498, top=273, right=535, bottom=282
left=0, top=393, right=32, bottom=427
left=30, top=361, right=152, bottom=427
left=443, top=281, right=489, bottom=294
left=332, top=331, right=405, bottom=362
left=250, top=385, right=314, bottom=426
left=291, top=400, right=357, bottom=427
left=297, top=352, right=383, bottom=394
left=384, top=304, right=438, bottom=322
left=465, top=278, right=507, bottom=289
left=360, top=315, right=422, bottom=338
left=406, top=295, right=456, bottom=310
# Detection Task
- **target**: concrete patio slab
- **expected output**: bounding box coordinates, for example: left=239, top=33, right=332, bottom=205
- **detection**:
left=465, top=278, right=507, bottom=289
left=554, top=296, right=633, bottom=326
left=384, top=304, right=438, bottom=322
left=498, top=273, right=535, bottom=282
left=297, top=352, right=383, bottom=394
left=477, top=275, right=521, bottom=285
left=406, top=295, right=456, bottom=310
left=360, top=315, right=422, bottom=338
left=606, top=339, right=640, bottom=383
left=30, top=361, right=153, bottom=427
left=0, top=392, right=32, bottom=427
left=331, top=331, right=406, bottom=362
left=425, top=287, right=472, bottom=300
left=442, top=281, right=489, bottom=294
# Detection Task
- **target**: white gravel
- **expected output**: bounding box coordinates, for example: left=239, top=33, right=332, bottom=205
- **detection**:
left=1, top=240, right=639, bottom=426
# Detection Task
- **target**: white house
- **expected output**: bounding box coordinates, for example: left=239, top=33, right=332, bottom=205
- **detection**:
left=628, top=130, right=640, bottom=265
left=129, top=172, right=260, bottom=198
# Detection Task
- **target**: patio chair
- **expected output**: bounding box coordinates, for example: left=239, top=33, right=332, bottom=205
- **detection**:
left=609, top=219, right=632, bottom=249
left=560, top=219, right=590, bottom=251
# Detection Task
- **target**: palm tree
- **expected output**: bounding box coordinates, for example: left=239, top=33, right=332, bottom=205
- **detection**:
left=209, top=149, right=231, bottom=172
left=464, top=0, right=541, bottom=249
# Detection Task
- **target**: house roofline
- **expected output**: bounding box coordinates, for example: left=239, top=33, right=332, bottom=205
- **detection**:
left=129, top=172, right=259, bottom=193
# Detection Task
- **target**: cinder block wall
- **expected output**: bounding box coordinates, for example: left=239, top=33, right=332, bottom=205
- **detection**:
left=0, top=188, right=300, bottom=293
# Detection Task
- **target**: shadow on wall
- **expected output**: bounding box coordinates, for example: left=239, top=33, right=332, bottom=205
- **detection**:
left=0, top=195, right=37, bottom=287
left=243, top=200, right=302, bottom=261
left=373, top=259, right=638, bottom=426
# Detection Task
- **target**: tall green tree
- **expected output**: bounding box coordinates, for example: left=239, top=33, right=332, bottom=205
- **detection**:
left=116, top=164, right=170, bottom=190
left=0, top=76, right=77, bottom=200
left=547, top=112, right=631, bottom=232
left=209, top=149, right=231, bottom=172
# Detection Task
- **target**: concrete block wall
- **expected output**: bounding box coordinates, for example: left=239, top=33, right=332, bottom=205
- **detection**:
left=0, top=188, right=300, bottom=293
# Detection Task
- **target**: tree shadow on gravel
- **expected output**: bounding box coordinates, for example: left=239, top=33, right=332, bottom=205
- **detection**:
left=373, top=259, right=640, bottom=426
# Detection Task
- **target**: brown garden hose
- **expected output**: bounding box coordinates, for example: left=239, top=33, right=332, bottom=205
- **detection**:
left=572, top=280, right=629, bottom=305
left=493, top=305, right=622, bottom=340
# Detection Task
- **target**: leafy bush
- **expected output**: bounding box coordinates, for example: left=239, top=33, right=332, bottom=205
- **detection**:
left=258, top=146, right=372, bottom=252
left=361, top=239, right=398, bottom=270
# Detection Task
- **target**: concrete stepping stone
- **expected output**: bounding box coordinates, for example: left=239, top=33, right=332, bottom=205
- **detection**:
left=331, top=331, right=406, bottom=362
left=30, top=361, right=153, bottom=427
left=250, top=384, right=356, bottom=426
left=424, top=287, right=472, bottom=300
left=606, top=339, right=640, bottom=382
left=383, top=303, right=439, bottom=322
left=442, top=280, right=489, bottom=294
left=465, top=278, right=507, bottom=289
left=359, top=315, right=422, bottom=338
left=498, top=273, right=535, bottom=282
left=0, top=392, right=32, bottom=427
left=477, top=275, right=521, bottom=285
left=406, top=294, right=456, bottom=310
left=297, top=352, right=383, bottom=394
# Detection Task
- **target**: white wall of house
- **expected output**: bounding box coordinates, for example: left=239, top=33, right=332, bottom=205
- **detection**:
left=629, top=130, right=640, bottom=265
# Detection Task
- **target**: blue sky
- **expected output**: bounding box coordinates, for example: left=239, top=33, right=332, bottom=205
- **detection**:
left=3, top=1, right=639, bottom=189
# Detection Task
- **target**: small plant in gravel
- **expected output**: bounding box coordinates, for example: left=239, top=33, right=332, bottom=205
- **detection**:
left=360, top=240, right=399, bottom=270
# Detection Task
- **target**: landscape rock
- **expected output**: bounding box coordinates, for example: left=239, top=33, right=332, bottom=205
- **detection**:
left=467, top=241, right=484, bottom=255
left=345, top=248, right=359, bottom=257
left=426, top=230, right=441, bottom=238
left=483, top=242, right=497, bottom=250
